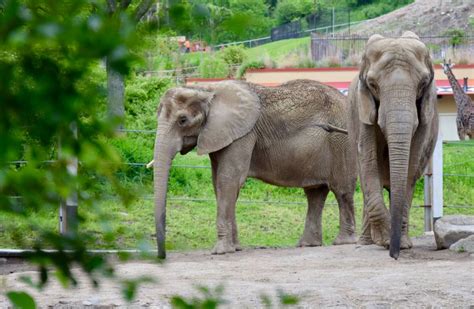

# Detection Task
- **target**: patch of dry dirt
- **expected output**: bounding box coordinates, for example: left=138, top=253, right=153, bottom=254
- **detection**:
left=352, top=0, right=474, bottom=36
left=1, top=236, right=473, bottom=308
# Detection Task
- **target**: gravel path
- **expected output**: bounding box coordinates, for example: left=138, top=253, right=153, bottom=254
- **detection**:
left=1, top=236, right=473, bottom=308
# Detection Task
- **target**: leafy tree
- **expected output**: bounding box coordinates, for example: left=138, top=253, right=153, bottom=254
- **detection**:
left=105, top=0, right=157, bottom=130
left=0, top=0, right=151, bottom=304
left=445, top=28, right=465, bottom=48
left=274, top=0, right=316, bottom=25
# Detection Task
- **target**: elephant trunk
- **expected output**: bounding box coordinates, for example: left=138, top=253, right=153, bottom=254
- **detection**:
left=379, top=88, right=417, bottom=260
left=153, top=124, right=178, bottom=259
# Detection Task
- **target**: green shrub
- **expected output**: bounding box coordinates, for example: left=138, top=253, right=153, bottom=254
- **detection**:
left=199, top=58, right=230, bottom=78
left=444, top=28, right=465, bottom=48
left=218, top=45, right=247, bottom=65
left=125, top=75, right=173, bottom=129
left=237, top=60, right=265, bottom=78
left=274, top=0, right=315, bottom=24
left=362, top=3, right=392, bottom=19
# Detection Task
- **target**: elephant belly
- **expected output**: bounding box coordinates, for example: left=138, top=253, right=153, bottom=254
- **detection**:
left=248, top=135, right=332, bottom=188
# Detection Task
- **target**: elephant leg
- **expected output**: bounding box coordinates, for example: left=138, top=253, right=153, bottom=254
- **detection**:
left=298, top=186, right=329, bottom=247
left=209, top=134, right=255, bottom=255
left=357, top=125, right=390, bottom=247
left=333, top=189, right=357, bottom=245
left=358, top=205, right=374, bottom=245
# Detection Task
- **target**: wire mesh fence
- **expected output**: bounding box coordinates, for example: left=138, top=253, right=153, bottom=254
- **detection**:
left=3, top=128, right=473, bottom=250
left=6, top=128, right=473, bottom=207
left=311, top=33, right=474, bottom=65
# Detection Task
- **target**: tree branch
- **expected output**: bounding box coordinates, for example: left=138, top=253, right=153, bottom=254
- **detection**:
left=120, top=0, right=133, bottom=10
left=106, top=0, right=117, bottom=14
left=134, top=0, right=154, bottom=22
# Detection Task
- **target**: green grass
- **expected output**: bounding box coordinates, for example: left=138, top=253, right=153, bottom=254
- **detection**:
left=1, top=141, right=473, bottom=251
left=245, top=37, right=311, bottom=63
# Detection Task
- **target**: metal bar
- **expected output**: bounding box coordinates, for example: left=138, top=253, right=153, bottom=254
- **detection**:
left=116, top=129, right=156, bottom=134
left=59, top=123, right=78, bottom=235
left=423, top=157, right=433, bottom=232
left=0, top=249, right=153, bottom=258
left=432, top=132, right=444, bottom=220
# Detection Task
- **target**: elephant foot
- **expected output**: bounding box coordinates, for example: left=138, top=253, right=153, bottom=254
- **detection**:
left=234, top=242, right=242, bottom=251
left=400, top=235, right=413, bottom=249
left=211, top=240, right=236, bottom=255
left=333, top=233, right=357, bottom=245
left=357, top=235, right=374, bottom=245
left=371, top=223, right=390, bottom=248
left=297, top=235, right=322, bottom=247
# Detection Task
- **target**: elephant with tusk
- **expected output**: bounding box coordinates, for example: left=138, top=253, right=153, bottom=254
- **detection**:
left=150, top=79, right=357, bottom=258
left=347, top=32, right=438, bottom=259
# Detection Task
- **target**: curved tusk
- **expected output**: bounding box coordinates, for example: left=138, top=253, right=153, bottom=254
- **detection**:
left=314, top=123, right=348, bottom=134
left=146, top=160, right=154, bottom=169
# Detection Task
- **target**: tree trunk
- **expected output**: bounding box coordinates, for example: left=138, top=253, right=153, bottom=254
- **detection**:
left=106, top=56, right=125, bottom=130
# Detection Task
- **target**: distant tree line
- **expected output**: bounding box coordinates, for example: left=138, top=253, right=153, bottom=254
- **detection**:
left=157, top=0, right=414, bottom=45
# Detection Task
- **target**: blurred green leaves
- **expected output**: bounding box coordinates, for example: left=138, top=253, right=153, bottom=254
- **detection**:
left=6, top=291, right=36, bottom=309
left=0, top=0, right=147, bottom=304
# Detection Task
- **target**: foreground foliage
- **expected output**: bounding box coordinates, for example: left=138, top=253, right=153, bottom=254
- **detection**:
left=0, top=0, right=154, bottom=304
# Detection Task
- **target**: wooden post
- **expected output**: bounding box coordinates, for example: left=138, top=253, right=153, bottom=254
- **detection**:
left=59, top=123, right=78, bottom=235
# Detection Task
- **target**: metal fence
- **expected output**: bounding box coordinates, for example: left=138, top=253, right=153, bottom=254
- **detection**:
left=215, top=7, right=361, bottom=49
left=4, top=128, right=473, bottom=246
left=311, top=33, right=474, bottom=65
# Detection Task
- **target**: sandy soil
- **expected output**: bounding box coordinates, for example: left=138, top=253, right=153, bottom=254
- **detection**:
left=1, top=236, right=473, bottom=308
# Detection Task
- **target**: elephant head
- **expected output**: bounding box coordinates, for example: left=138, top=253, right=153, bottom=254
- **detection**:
left=152, top=81, right=260, bottom=258
left=357, top=32, right=436, bottom=259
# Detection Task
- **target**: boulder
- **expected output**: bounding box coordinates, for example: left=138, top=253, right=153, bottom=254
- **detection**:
left=434, top=215, right=474, bottom=249
left=449, top=235, right=474, bottom=253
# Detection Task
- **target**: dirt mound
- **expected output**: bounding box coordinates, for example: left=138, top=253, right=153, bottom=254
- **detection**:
left=352, top=0, right=474, bottom=36
left=1, top=236, right=473, bottom=307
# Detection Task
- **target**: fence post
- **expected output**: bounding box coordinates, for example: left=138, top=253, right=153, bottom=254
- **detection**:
left=332, top=7, right=335, bottom=36
left=423, top=157, right=433, bottom=232
left=423, top=131, right=443, bottom=232
left=59, top=123, right=78, bottom=235
left=432, top=131, right=443, bottom=221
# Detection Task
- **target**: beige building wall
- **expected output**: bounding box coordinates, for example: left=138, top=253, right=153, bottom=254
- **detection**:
left=245, top=66, right=474, bottom=85
left=188, top=66, right=474, bottom=141
left=245, top=69, right=358, bottom=84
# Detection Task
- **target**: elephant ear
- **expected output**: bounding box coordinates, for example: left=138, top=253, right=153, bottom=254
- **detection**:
left=197, top=81, right=260, bottom=155
left=357, top=81, right=377, bottom=125
left=358, top=53, right=377, bottom=125
left=419, top=58, right=436, bottom=125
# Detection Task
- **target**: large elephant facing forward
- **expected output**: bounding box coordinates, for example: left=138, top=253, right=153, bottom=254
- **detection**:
left=151, top=79, right=357, bottom=258
left=348, top=32, right=438, bottom=259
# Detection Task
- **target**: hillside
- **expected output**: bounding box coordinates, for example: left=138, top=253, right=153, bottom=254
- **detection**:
left=351, top=0, right=474, bottom=36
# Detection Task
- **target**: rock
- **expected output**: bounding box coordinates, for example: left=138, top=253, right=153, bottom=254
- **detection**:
left=82, top=300, right=93, bottom=306
left=450, top=235, right=474, bottom=253
left=434, top=215, right=474, bottom=249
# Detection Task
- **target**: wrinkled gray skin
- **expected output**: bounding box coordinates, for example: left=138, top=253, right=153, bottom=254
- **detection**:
left=347, top=32, right=438, bottom=259
left=153, top=79, right=357, bottom=258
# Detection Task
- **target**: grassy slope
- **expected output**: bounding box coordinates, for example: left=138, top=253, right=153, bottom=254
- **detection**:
left=2, top=141, right=473, bottom=251
left=245, top=37, right=310, bottom=63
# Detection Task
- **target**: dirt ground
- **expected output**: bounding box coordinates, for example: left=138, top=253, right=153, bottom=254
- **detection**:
left=1, top=235, right=473, bottom=308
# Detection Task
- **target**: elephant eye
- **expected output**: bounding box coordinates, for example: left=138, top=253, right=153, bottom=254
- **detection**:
left=177, top=115, right=188, bottom=127
left=367, top=80, right=378, bottom=93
